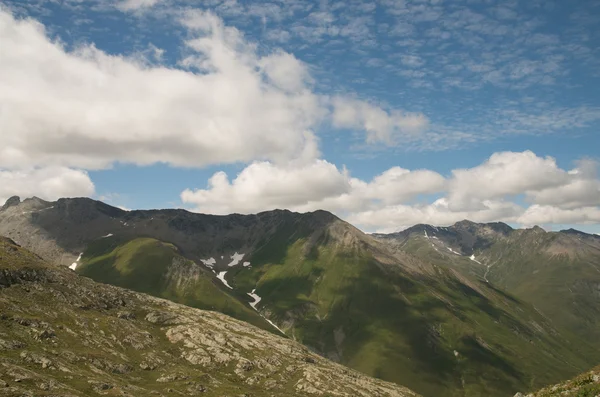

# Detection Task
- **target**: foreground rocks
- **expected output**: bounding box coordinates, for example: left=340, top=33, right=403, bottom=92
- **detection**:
left=0, top=237, right=419, bottom=397
left=514, top=366, right=600, bottom=397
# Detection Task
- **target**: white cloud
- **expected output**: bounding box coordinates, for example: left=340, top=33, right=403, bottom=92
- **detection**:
left=0, top=167, right=95, bottom=205
left=0, top=9, right=324, bottom=170
left=0, top=9, right=425, bottom=174
left=347, top=198, right=523, bottom=232
left=116, top=0, right=160, bottom=11
left=331, top=97, right=429, bottom=144
left=517, top=205, right=600, bottom=226
left=447, top=151, right=568, bottom=211
left=181, top=151, right=600, bottom=231
left=527, top=159, right=600, bottom=209
left=181, top=160, right=351, bottom=214
left=182, top=160, right=446, bottom=215
left=259, top=51, right=313, bottom=93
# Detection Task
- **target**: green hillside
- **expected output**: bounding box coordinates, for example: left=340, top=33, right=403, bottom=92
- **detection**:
left=0, top=236, right=418, bottom=397
left=224, top=222, right=600, bottom=397
left=3, top=197, right=599, bottom=397
left=380, top=225, right=600, bottom=354
left=76, top=236, right=271, bottom=331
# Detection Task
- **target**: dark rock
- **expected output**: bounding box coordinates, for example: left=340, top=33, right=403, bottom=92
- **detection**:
left=1, top=196, right=20, bottom=211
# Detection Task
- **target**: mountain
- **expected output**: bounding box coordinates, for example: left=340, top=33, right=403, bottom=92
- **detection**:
left=514, top=365, right=600, bottom=396
left=0, top=236, right=419, bottom=396
left=374, top=221, right=600, bottom=352
left=2, top=197, right=600, bottom=397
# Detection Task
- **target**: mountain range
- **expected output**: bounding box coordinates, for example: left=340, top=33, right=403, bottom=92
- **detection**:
left=1, top=196, right=599, bottom=397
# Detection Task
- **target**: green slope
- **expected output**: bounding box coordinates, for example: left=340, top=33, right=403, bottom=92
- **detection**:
left=225, top=222, right=600, bottom=397
left=23, top=202, right=598, bottom=397
left=76, top=235, right=271, bottom=331
left=484, top=230, right=600, bottom=349
left=384, top=226, right=600, bottom=354
left=0, top=236, right=419, bottom=397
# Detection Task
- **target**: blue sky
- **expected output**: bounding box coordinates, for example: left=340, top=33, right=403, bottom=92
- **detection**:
left=0, top=0, right=599, bottom=233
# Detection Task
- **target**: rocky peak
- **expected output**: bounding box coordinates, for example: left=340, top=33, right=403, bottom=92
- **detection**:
left=453, top=219, right=477, bottom=228
left=1, top=196, right=21, bottom=211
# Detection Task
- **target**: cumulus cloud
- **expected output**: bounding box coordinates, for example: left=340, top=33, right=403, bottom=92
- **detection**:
left=181, top=160, right=351, bottom=214
left=181, top=151, right=600, bottom=231
left=0, top=167, right=95, bottom=205
left=448, top=151, right=568, bottom=211
left=0, top=9, right=327, bottom=170
left=526, top=159, right=600, bottom=209
left=517, top=205, right=600, bottom=226
left=331, top=97, right=429, bottom=144
left=347, top=198, right=523, bottom=232
left=182, top=160, right=447, bottom=215
left=0, top=9, right=425, bottom=174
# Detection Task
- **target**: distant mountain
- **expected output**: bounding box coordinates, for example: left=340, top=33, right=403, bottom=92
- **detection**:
left=0, top=236, right=419, bottom=396
left=374, top=220, right=600, bottom=352
left=2, top=197, right=599, bottom=397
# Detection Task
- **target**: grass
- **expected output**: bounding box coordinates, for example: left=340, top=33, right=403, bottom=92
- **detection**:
left=223, top=229, right=600, bottom=397
left=76, top=236, right=272, bottom=331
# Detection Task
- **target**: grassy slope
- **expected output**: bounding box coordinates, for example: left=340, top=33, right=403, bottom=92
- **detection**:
left=395, top=231, right=600, bottom=353
left=76, top=236, right=271, bottom=331
left=226, top=227, right=599, bottom=397
left=0, top=237, right=418, bottom=397
left=484, top=234, right=600, bottom=348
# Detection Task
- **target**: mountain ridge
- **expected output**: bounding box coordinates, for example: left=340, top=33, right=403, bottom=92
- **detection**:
left=2, top=196, right=600, bottom=397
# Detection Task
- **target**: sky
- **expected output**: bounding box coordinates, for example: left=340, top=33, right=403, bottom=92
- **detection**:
left=0, top=0, right=599, bottom=233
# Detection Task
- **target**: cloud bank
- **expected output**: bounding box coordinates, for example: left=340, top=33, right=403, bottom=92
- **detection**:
left=182, top=151, right=600, bottom=231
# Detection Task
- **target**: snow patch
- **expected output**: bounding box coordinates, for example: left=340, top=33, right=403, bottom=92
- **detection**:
left=242, top=261, right=251, bottom=267
left=101, top=233, right=113, bottom=238
left=246, top=289, right=285, bottom=335
left=216, top=271, right=233, bottom=289
left=200, top=258, right=216, bottom=269
left=469, top=254, right=482, bottom=264
left=424, top=230, right=428, bottom=238
left=264, top=318, right=285, bottom=334
left=69, top=253, right=83, bottom=271
left=227, top=252, right=244, bottom=267
left=247, top=289, right=262, bottom=309
left=446, top=246, right=461, bottom=255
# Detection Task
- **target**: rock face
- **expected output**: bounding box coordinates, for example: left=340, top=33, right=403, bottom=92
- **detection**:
left=0, top=196, right=20, bottom=211
left=0, top=236, right=419, bottom=397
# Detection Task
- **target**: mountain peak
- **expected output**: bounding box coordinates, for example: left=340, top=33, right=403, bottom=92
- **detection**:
left=453, top=219, right=477, bottom=227
left=1, top=195, right=21, bottom=211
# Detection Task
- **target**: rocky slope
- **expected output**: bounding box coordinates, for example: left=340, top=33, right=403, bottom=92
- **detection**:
left=2, top=197, right=599, bottom=397
left=514, top=365, right=600, bottom=396
left=0, top=236, right=419, bottom=397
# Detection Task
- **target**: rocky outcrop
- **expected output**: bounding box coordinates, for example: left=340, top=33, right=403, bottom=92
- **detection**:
left=514, top=366, right=600, bottom=396
left=0, top=196, right=20, bottom=211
